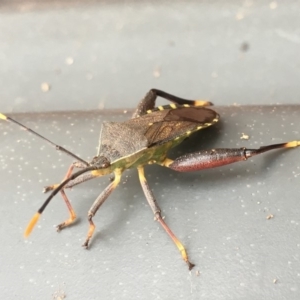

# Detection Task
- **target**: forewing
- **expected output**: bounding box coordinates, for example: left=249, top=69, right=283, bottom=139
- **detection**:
left=128, top=106, right=218, bottom=146
left=144, top=107, right=218, bottom=145
left=98, top=107, right=218, bottom=161
left=98, top=121, right=148, bottom=162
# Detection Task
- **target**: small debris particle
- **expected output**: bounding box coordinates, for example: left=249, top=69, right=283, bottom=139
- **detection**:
left=41, top=82, right=51, bottom=92
left=195, top=270, right=200, bottom=276
left=240, top=42, right=250, bottom=52
left=240, top=133, right=250, bottom=140
left=270, top=2, right=277, bottom=9
left=153, top=66, right=161, bottom=78
left=52, top=287, right=66, bottom=300
left=273, top=278, right=278, bottom=284
left=65, top=57, right=74, bottom=65
left=98, top=101, right=105, bottom=110
left=123, top=110, right=128, bottom=114
left=266, top=214, right=274, bottom=220
left=236, top=12, right=244, bottom=20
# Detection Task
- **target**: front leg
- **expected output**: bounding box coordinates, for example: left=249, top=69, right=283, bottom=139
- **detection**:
left=132, top=89, right=212, bottom=118
left=161, top=141, right=300, bottom=172
left=43, top=161, right=87, bottom=193
left=43, top=161, right=87, bottom=231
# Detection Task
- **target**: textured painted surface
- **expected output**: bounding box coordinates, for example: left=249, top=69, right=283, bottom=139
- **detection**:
left=1, top=0, right=300, bottom=113
left=0, top=106, right=299, bottom=299
left=0, top=1, right=300, bottom=299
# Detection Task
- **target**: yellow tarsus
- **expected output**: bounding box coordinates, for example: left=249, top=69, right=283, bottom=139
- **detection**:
left=0, top=113, right=8, bottom=120
left=194, top=100, right=211, bottom=106
left=24, top=212, right=40, bottom=237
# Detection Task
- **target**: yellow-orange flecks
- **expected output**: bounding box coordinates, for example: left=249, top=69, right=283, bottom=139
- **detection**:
left=194, top=100, right=211, bottom=106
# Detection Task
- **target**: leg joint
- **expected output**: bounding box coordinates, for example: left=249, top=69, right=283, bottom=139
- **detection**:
left=154, top=211, right=162, bottom=221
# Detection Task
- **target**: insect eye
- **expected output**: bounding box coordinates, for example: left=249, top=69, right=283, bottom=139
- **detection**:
left=101, top=161, right=110, bottom=168
left=90, top=156, right=110, bottom=169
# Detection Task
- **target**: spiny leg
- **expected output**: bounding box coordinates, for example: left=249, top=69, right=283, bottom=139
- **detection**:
left=132, top=89, right=213, bottom=118
left=137, top=166, right=194, bottom=270
left=53, top=165, right=112, bottom=231
left=63, top=172, right=101, bottom=189
left=56, top=188, right=77, bottom=231
left=43, top=161, right=87, bottom=193
left=82, top=171, right=122, bottom=248
left=161, top=141, right=300, bottom=172
left=43, top=161, right=87, bottom=231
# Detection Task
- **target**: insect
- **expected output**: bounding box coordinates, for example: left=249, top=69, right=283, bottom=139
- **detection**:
left=1, top=89, right=299, bottom=270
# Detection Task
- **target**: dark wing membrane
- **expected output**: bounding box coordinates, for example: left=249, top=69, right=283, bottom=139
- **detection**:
left=164, top=106, right=217, bottom=123
left=126, top=106, right=218, bottom=147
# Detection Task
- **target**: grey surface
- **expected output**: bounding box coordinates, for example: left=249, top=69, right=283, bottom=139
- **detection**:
left=1, top=0, right=300, bottom=113
left=0, top=106, right=300, bottom=299
left=1, top=1, right=300, bottom=299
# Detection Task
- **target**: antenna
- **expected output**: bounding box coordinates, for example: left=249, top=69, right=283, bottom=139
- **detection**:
left=0, top=113, right=89, bottom=166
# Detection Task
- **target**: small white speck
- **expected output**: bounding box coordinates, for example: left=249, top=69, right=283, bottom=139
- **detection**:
left=240, top=133, right=250, bottom=140
left=153, top=66, right=161, bottom=78
left=41, top=82, right=51, bottom=92
left=65, top=57, right=74, bottom=65
left=270, top=1, right=277, bottom=9
left=236, top=12, right=244, bottom=20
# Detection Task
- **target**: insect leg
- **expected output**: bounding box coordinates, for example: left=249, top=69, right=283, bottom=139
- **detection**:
left=132, top=89, right=212, bottom=118
left=82, top=171, right=122, bottom=248
left=137, top=166, right=194, bottom=270
left=43, top=161, right=86, bottom=231
left=162, top=141, right=300, bottom=172
left=64, top=172, right=100, bottom=189
left=43, top=161, right=87, bottom=193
